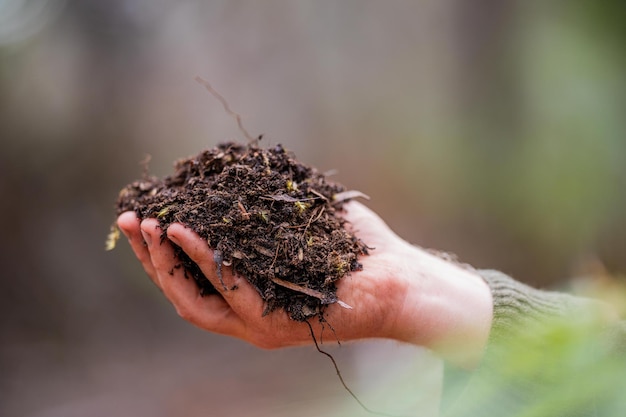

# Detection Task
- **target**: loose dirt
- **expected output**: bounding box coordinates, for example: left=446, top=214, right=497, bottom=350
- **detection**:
left=115, top=142, right=369, bottom=322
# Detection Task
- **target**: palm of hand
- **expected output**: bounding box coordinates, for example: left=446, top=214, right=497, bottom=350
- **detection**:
left=118, top=202, right=409, bottom=348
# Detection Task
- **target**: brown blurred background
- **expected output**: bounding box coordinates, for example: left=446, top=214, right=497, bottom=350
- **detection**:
left=1, top=1, right=625, bottom=416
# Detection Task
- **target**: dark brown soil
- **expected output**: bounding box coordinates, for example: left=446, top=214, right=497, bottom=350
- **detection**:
left=115, top=142, right=369, bottom=322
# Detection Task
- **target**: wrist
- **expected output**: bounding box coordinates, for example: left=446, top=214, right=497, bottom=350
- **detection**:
left=387, top=245, right=493, bottom=367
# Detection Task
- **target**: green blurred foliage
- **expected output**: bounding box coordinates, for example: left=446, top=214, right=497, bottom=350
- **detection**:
left=445, top=317, right=626, bottom=417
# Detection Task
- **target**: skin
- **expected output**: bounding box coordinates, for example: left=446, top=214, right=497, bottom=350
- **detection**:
left=118, top=201, right=493, bottom=368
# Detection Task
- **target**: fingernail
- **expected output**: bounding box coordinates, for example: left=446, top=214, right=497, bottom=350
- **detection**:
left=141, top=229, right=152, bottom=247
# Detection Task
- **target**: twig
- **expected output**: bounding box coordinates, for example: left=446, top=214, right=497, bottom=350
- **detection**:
left=304, top=206, right=325, bottom=234
left=270, top=277, right=352, bottom=309
left=237, top=200, right=251, bottom=220
left=333, top=190, right=370, bottom=204
left=194, top=76, right=256, bottom=144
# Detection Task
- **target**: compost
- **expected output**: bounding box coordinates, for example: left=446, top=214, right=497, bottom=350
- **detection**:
left=115, top=142, right=369, bottom=321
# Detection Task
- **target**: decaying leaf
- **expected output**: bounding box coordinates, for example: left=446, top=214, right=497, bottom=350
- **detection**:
left=333, top=190, right=370, bottom=204
left=105, top=225, right=120, bottom=251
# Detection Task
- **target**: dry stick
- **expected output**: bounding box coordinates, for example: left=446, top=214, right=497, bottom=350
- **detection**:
left=270, top=277, right=352, bottom=309
left=304, top=205, right=325, bottom=233
left=140, top=154, right=152, bottom=178
left=194, top=76, right=256, bottom=144
left=305, top=321, right=407, bottom=417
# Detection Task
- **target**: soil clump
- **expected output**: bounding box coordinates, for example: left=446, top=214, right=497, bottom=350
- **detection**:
left=115, top=142, right=369, bottom=322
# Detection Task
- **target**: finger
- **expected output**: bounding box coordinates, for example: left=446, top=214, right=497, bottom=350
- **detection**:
left=167, top=223, right=267, bottom=321
left=340, top=201, right=397, bottom=248
left=117, top=212, right=159, bottom=287
left=166, top=223, right=239, bottom=290
left=341, top=201, right=390, bottom=232
left=140, top=219, right=248, bottom=336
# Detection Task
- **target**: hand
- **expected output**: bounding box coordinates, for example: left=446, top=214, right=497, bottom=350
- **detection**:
left=118, top=202, right=493, bottom=367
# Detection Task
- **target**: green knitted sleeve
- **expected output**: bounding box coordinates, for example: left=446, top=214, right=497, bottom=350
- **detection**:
left=478, top=269, right=608, bottom=342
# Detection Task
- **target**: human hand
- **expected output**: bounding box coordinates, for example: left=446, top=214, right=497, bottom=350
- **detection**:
left=118, top=202, right=493, bottom=367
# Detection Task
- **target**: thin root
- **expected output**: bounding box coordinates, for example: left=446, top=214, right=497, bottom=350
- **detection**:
left=305, top=321, right=404, bottom=417
left=194, top=76, right=256, bottom=145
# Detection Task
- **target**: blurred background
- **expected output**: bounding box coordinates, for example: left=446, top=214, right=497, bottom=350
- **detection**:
left=1, top=1, right=625, bottom=416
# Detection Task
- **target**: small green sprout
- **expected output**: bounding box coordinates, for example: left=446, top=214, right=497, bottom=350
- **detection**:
left=286, top=180, right=298, bottom=192
left=334, top=260, right=349, bottom=275
left=258, top=210, right=270, bottom=223
left=156, top=207, right=170, bottom=219
left=294, top=201, right=310, bottom=214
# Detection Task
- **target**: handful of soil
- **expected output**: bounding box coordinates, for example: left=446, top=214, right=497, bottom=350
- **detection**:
left=114, top=142, right=369, bottom=322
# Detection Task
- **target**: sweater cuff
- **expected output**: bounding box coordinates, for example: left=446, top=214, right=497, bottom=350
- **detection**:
left=477, top=269, right=604, bottom=342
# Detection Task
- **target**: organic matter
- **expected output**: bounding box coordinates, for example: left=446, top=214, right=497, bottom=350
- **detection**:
left=114, top=142, right=369, bottom=322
